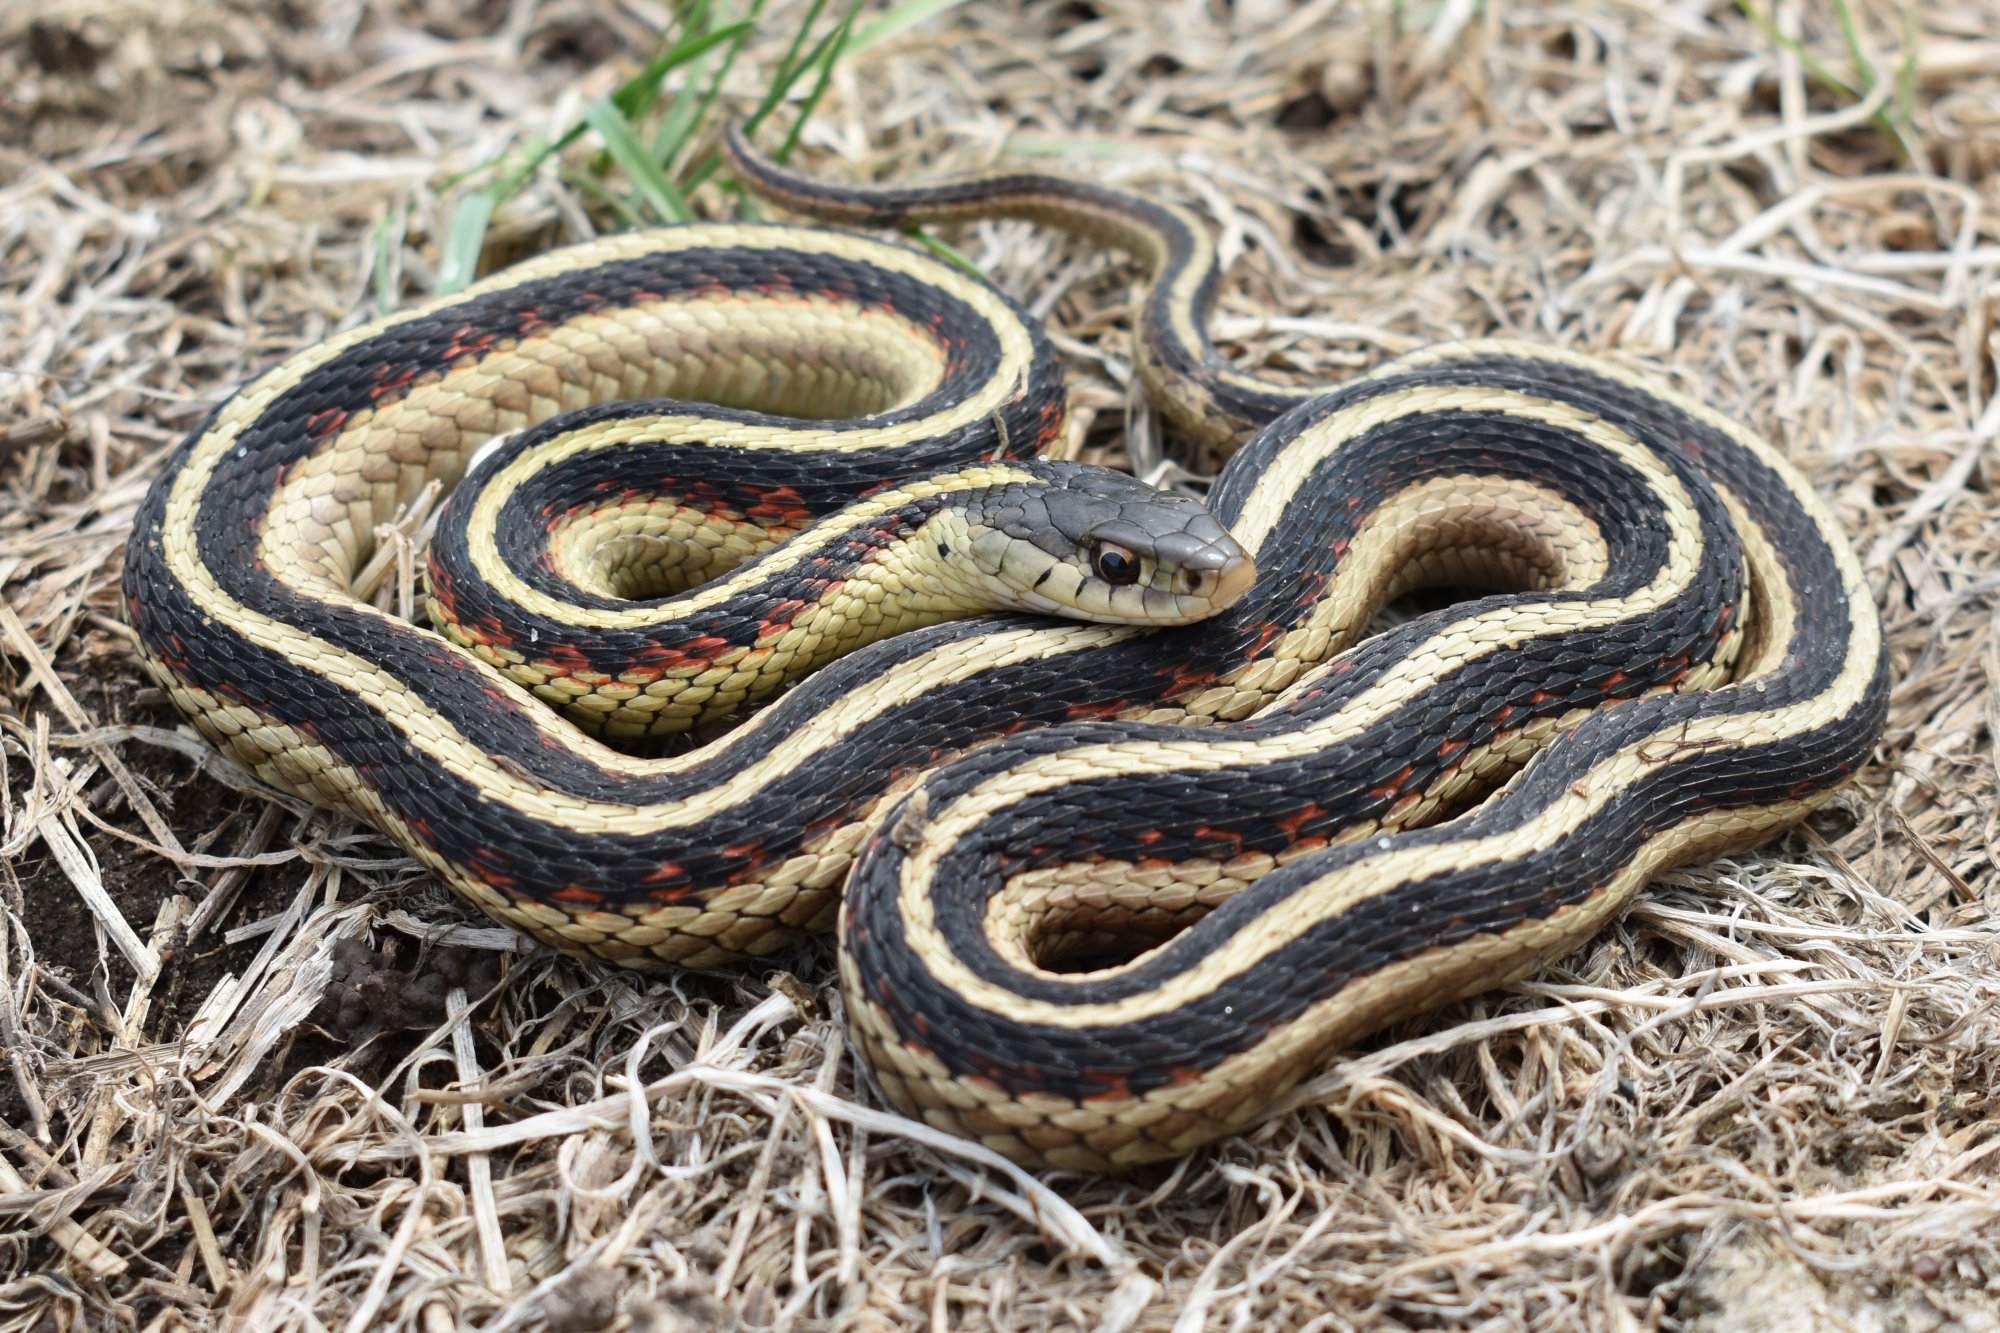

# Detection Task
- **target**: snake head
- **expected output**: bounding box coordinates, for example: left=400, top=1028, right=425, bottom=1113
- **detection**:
left=955, top=461, right=1254, bottom=625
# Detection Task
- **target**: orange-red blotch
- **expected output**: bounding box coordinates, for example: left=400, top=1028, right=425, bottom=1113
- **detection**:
left=369, top=364, right=418, bottom=400
left=761, top=598, right=811, bottom=630
left=1275, top=804, right=1323, bottom=836
left=467, top=855, right=517, bottom=890
left=1243, top=622, right=1283, bottom=656
left=1032, top=402, right=1067, bottom=452
left=1371, top=763, right=1415, bottom=800
left=441, top=324, right=498, bottom=362
left=746, top=485, right=811, bottom=524
left=306, top=407, right=349, bottom=440
left=534, top=642, right=594, bottom=674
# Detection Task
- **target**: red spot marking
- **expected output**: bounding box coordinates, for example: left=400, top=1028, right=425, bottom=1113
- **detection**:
left=534, top=641, right=593, bottom=675
left=1369, top=764, right=1415, bottom=801
left=1330, top=536, right=1350, bottom=558
left=1064, top=700, right=1126, bottom=721
left=1600, top=669, right=1627, bottom=692
left=464, top=613, right=513, bottom=652
left=1491, top=704, right=1515, bottom=725
left=1529, top=689, right=1552, bottom=705
left=1135, top=829, right=1164, bottom=845
left=1243, top=621, right=1282, bottom=657
left=1083, top=1075, right=1133, bottom=1104
left=517, top=307, right=552, bottom=334
left=1031, top=402, right=1067, bottom=454
left=746, top=485, right=811, bottom=525
left=466, top=852, right=516, bottom=890
left=441, top=324, right=498, bottom=361
left=633, top=634, right=731, bottom=671
left=306, top=407, right=349, bottom=440
left=551, top=884, right=604, bottom=906
left=369, top=364, right=418, bottom=400
left=1437, top=739, right=1467, bottom=763
left=1275, top=804, right=1322, bottom=836
left=762, top=597, right=811, bottom=630
left=1193, top=825, right=1242, bottom=845
left=1164, top=667, right=1216, bottom=696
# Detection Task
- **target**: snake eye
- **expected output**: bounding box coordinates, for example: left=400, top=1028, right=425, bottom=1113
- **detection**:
left=1090, top=541, right=1142, bottom=586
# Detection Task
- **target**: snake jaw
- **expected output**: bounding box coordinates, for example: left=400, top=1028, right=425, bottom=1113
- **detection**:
left=966, top=460, right=1255, bottom=625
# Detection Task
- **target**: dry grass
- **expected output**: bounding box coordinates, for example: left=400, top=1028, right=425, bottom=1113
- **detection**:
left=4, top=0, right=2000, bottom=1328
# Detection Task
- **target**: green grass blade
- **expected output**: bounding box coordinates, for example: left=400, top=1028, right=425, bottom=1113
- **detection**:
left=909, top=229, right=986, bottom=279
left=657, top=0, right=769, bottom=176
left=583, top=97, right=694, bottom=221
left=370, top=200, right=408, bottom=314
left=437, top=191, right=497, bottom=294
left=775, top=3, right=860, bottom=163
left=849, top=0, right=969, bottom=54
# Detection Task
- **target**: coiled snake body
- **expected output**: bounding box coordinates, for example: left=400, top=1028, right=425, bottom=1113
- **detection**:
left=123, top=129, right=1887, bottom=1171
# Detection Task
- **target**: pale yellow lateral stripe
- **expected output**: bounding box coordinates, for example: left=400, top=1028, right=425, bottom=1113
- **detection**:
left=892, top=579, right=1878, bottom=1031
left=886, top=366, right=1882, bottom=1028
left=461, top=460, right=1039, bottom=629
left=887, top=385, right=1709, bottom=916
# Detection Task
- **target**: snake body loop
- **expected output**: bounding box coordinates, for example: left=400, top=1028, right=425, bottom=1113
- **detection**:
left=124, top=129, right=1887, bottom=1170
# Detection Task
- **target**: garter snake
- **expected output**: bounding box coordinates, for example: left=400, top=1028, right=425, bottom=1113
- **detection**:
left=123, top=127, right=1888, bottom=1172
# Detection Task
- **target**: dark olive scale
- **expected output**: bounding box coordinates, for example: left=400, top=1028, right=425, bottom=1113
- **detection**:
left=840, top=354, right=1891, bottom=1103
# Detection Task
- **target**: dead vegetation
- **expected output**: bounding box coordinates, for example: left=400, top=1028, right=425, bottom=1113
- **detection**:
left=3, top=0, right=2000, bottom=1328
